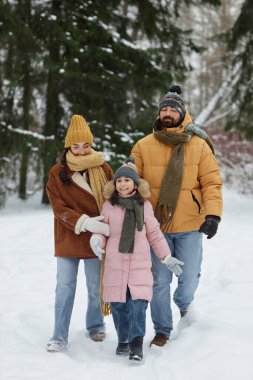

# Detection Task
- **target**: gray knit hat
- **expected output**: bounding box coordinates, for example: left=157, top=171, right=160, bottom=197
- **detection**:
left=113, top=157, right=140, bottom=185
left=158, top=85, right=185, bottom=119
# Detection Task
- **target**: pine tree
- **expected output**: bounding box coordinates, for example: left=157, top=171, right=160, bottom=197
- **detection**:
left=225, top=0, right=253, bottom=138
left=0, top=0, right=43, bottom=200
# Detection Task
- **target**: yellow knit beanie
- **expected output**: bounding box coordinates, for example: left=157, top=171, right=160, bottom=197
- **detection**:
left=64, top=114, right=94, bottom=148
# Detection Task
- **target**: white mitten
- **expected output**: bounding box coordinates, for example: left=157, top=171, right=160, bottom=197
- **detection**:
left=90, top=236, right=105, bottom=260
left=82, top=216, right=110, bottom=236
left=162, top=255, right=184, bottom=276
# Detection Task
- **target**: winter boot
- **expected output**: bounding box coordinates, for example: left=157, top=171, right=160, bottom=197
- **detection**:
left=89, top=332, right=106, bottom=342
left=129, top=336, right=143, bottom=361
left=116, top=342, right=129, bottom=356
left=46, top=340, right=67, bottom=353
left=150, top=333, right=169, bottom=347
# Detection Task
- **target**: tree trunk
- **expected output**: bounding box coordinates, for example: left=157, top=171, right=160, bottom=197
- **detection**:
left=41, top=0, right=62, bottom=204
left=19, top=58, right=31, bottom=199
left=41, top=68, right=61, bottom=203
left=18, top=144, right=29, bottom=199
left=18, top=0, right=32, bottom=200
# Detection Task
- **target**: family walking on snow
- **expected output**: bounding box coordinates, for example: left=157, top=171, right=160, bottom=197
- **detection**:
left=46, top=85, right=223, bottom=362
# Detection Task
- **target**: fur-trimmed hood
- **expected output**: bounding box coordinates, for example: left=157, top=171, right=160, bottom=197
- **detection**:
left=103, top=178, right=151, bottom=200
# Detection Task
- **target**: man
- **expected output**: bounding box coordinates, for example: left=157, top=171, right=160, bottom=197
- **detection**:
left=131, top=85, right=222, bottom=346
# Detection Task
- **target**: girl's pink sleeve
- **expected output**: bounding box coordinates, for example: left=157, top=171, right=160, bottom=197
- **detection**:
left=144, top=201, right=171, bottom=260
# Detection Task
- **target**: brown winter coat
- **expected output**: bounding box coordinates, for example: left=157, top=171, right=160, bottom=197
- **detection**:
left=131, top=110, right=223, bottom=233
left=46, top=162, right=114, bottom=259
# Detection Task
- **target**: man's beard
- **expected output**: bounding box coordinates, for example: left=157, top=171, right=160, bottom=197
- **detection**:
left=161, top=116, right=181, bottom=128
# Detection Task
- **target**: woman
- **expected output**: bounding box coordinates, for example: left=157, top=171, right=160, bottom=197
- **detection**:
left=46, top=114, right=114, bottom=352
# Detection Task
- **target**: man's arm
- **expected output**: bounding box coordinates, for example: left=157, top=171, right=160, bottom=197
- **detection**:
left=198, top=142, right=223, bottom=218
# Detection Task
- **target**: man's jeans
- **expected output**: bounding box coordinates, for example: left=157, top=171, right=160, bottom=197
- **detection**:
left=111, top=288, right=148, bottom=343
left=150, top=231, right=203, bottom=336
left=50, top=257, right=105, bottom=345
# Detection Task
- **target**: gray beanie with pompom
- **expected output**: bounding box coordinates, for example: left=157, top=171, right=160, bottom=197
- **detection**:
left=113, top=157, right=140, bottom=185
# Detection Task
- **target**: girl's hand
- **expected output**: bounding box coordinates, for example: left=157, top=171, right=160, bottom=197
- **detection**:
left=162, top=255, right=184, bottom=276
left=90, top=236, right=105, bottom=260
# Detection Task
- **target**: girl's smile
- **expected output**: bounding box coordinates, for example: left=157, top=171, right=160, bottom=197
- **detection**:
left=116, top=176, right=136, bottom=196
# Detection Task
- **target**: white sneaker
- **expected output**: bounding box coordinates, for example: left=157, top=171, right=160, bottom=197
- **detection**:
left=46, top=341, right=66, bottom=352
left=89, top=332, right=106, bottom=342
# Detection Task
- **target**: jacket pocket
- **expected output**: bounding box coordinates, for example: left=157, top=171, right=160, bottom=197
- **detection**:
left=191, top=190, right=201, bottom=213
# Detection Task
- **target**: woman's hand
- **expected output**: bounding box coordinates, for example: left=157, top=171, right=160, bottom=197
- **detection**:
left=82, top=216, right=110, bottom=236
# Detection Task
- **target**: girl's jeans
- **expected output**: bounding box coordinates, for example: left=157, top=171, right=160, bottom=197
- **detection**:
left=111, top=288, right=148, bottom=343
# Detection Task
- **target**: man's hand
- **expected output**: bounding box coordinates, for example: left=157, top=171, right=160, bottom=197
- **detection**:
left=199, top=215, right=220, bottom=239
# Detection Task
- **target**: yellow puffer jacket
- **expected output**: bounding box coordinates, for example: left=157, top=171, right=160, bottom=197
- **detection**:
left=131, top=110, right=223, bottom=233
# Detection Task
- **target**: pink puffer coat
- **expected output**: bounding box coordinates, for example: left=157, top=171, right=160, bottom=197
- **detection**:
left=94, top=180, right=171, bottom=303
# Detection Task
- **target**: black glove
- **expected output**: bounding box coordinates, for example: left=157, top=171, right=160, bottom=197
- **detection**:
left=199, top=215, right=220, bottom=239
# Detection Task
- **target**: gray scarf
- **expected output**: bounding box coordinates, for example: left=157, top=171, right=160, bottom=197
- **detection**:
left=154, top=124, right=214, bottom=231
left=117, top=196, right=144, bottom=253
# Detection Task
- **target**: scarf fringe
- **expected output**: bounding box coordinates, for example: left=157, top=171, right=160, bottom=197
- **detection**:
left=155, top=204, right=175, bottom=231
left=99, top=253, right=112, bottom=317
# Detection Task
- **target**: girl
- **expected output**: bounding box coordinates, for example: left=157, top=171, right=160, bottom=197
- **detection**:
left=46, top=114, right=114, bottom=352
left=90, top=157, right=183, bottom=361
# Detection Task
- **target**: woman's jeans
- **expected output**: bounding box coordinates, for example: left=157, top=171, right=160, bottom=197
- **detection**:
left=50, top=257, right=105, bottom=345
left=111, top=288, right=148, bottom=343
left=150, top=231, right=203, bottom=337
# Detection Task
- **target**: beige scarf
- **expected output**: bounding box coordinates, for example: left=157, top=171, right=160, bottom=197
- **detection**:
left=66, top=149, right=107, bottom=211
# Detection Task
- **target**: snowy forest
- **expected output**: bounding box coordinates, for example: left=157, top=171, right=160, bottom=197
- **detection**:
left=0, top=0, right=252, bottom=207
left=1, top=2, right=253, bottom=380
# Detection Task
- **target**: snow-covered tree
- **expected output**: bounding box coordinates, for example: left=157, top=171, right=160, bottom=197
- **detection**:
left=0, top=0, right=221, bottom=205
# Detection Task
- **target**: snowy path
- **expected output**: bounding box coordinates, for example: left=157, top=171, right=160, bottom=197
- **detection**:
left=1, top=188, right=253, bottom=380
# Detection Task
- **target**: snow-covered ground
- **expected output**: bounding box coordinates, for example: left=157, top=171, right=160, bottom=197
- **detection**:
left=1, top=188, right=253, bottom=380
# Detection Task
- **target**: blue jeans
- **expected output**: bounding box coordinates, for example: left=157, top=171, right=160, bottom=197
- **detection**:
left=150, top=231, right=203, bottom=336
left=111, top=288, right=148, bottom=343
left=50, top=257, right=105, bottom=345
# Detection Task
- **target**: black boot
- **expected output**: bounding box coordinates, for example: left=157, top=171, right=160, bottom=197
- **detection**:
left=180, top=310, right=188, bottom=318
left=129, top=336, right=143, bottom=361
left=116, top=342, right=129, bottom=356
